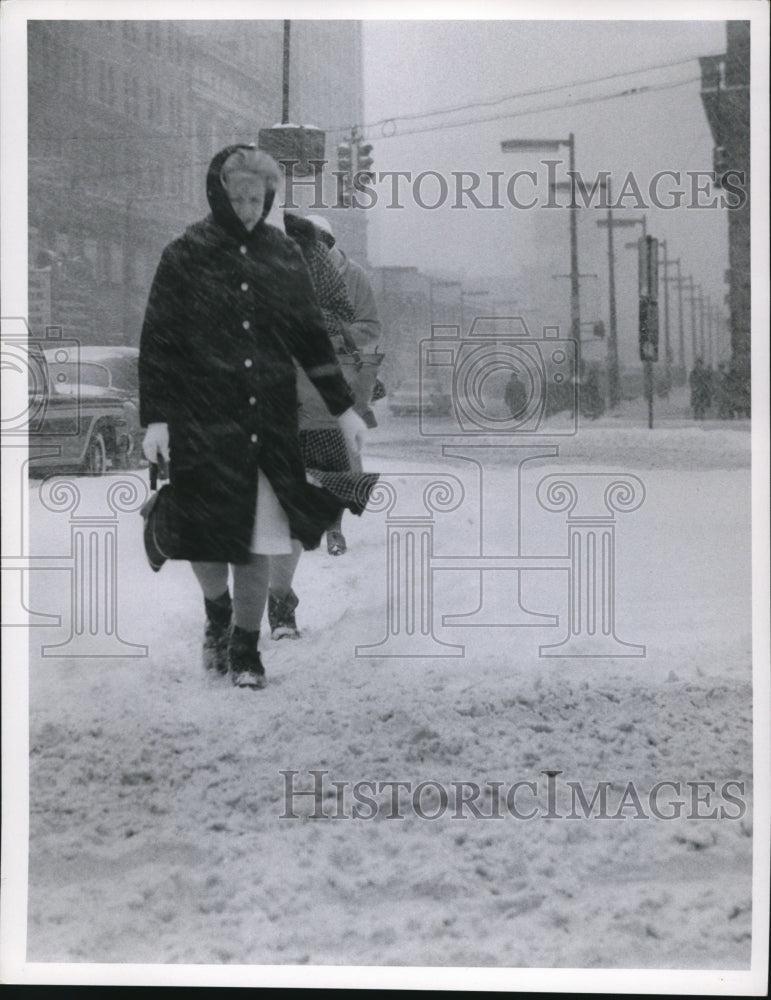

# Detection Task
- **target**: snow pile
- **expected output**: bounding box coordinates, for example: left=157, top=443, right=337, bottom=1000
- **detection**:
left=24, top=406, right=755, bottom=972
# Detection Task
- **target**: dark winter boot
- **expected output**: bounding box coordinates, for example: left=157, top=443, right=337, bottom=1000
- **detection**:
left=203, top=591, right=233, bottom=676
left=228, top=626, right=267, bottom=689
left=326, top=529, right=347, bottom=556
left=268, top=588, right=301, bottom=640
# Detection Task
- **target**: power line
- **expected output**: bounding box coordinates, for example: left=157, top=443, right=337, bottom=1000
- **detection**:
left=39, top=73, right=706, bottom=189
left=32, top=52, right=716, bottom=146
left=363, top=74, right=703, bottom=140
left=355, top=54, right=717, bottom=131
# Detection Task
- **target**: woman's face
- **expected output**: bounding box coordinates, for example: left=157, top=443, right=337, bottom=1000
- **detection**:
left=225, top=173, right=267, bottom=232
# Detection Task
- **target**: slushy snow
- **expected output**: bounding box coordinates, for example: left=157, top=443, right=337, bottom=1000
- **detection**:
left=24, top=387, right=755, bottom=970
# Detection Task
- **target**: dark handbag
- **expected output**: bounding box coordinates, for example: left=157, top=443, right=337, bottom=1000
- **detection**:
left=139, top=460, right=182, bottom=572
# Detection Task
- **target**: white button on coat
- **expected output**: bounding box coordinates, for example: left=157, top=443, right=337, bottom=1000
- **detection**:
left=244, top=359, right=253, bottom=368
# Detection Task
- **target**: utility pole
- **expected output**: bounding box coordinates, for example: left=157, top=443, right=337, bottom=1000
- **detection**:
left=593, top=179, right=621, bottom=409
left=596, top=198, right=649, bottom=409
left=606, top=183, right=620, bottom=408
left=682, top=275, right=699, bottom=366
left=664, top=258, right=686, bottom=383
left=659, top=240, right=672, bottom=396
left=567, top=133, right=579, bottom=342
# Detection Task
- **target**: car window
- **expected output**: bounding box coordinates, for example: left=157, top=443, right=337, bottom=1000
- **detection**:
left=27, top=344, right=50, bottom=397
left=49, top=362, right=112, bottom=390
left=109, top=357, right=139, bottom=393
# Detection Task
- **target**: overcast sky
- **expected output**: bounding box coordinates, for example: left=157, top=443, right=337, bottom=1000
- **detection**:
left=361, top=18, right=730, bottom=309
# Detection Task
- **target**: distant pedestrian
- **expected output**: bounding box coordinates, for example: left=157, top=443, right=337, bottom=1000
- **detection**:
left=580, top=365, right=605, bottom=421
left=504, top=369, right=528, bottom=419
left=715, top=362, right=734, bottom=419
left=689, top=357, right=711, bottom=420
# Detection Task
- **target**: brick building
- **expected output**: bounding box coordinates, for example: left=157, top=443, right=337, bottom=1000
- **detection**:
left=700, top=21, right=751, bottom=411
left=28, top=19, right=368, bottom=346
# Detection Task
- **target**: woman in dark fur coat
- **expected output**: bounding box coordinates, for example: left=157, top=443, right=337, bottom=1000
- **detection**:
left=139, top=145, right=374, bottom=689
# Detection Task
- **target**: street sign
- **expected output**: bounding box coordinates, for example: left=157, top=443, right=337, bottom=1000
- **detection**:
left=638, top=235, right=659, bottom=299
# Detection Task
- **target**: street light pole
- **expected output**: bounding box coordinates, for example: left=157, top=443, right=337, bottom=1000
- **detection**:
left=683, top=275, right=699, bottom=366
left=605, top=181, right=620, bottom=408
left=567, top=133, right=580, bottom=342
left=659, top=240, right=672, bottom=396
left=595, top=204, right=654, bottom=410
left=665, top=258, right=686, bottom=381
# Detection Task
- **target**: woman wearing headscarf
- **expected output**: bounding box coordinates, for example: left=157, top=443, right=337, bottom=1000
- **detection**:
left=139, top=145, right=375, bottom=689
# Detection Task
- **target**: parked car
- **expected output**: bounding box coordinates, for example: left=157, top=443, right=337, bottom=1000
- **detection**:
left=28, top=345, right=141, bottom=476
left=388, top=378, right=452, bottom=417
left=43, top=346, right=143, bottom=470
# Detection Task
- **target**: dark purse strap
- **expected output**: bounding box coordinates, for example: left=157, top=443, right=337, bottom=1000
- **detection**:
left=149, top=457, right=169, bottom=491
left=338, top=326, right=363, bottom=369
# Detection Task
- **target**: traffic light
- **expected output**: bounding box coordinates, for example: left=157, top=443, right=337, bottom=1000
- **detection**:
left=638, top=235, right=659, bottom=362
left=337, top=141, right=353, bottom=175
left=354, top=140, right=375, bottom=189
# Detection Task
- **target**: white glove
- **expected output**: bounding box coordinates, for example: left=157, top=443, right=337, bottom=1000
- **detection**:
left=142, top=422, right=169, bottom=463
left=338, top=407, right=366, bottom=457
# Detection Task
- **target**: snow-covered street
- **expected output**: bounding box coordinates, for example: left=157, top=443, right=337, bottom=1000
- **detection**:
left=23, top=389, right=756, bottom=972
